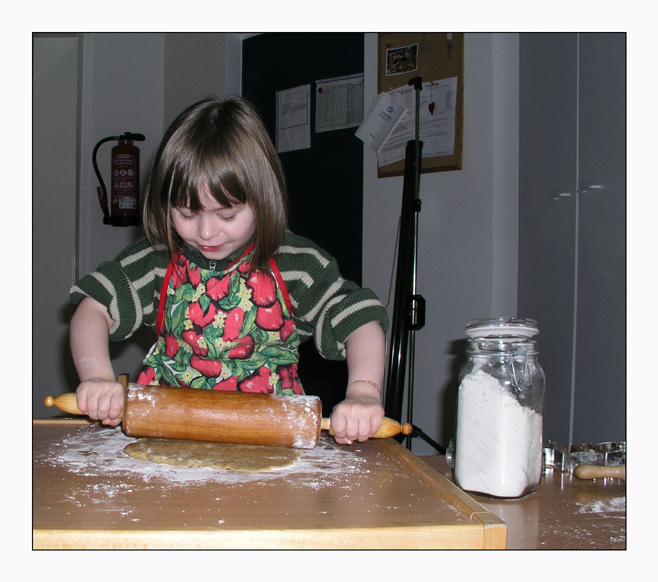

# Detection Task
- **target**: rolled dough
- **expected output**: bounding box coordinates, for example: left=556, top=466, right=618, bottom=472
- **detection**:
left=123, top=438, right=303, bottom=473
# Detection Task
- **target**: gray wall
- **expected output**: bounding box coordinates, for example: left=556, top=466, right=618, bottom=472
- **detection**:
left=33, top=33, right=521, bottom=456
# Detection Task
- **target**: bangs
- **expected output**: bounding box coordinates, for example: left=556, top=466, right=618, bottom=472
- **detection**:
left=167, top=150, right=247, bottom=212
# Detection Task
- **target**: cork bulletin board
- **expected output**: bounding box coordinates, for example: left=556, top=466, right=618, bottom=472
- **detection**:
left=377, top=32, right=464, bottom=177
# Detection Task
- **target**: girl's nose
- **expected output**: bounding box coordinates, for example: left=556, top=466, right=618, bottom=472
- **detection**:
left=198, top=214, right=219, bottom=240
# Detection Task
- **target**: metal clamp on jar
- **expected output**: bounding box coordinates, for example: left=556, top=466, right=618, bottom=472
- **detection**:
left=448, top=318, right=546, bottom=498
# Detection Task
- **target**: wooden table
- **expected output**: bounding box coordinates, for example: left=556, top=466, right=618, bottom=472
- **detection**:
left=33, top=420, right=505, bottom=549
left=420, top=455, right=626, bottom=549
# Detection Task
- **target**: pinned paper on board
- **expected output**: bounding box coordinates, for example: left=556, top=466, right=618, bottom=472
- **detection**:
left=377, top=33, right=464, bottom=175
left=355, top=92, right=406, bottom=153
left=316, top=74, right=364, bottom=133
left=276, top=85, right=311, bottom=153
left=356, top=77, right=458, bottom=167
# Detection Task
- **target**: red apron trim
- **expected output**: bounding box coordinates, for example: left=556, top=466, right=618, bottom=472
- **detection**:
left=228, top=242, right=255, bottom=270
left=269, top=257, right=293, bottom=315
left=155, top=259, right=176, bottom=337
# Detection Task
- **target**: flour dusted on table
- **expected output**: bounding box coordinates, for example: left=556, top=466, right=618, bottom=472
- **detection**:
left=454, top=369, right=543, bottom=498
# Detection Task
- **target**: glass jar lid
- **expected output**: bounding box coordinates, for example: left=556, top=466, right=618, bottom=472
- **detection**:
left=465, top=317, right=538, bottom=339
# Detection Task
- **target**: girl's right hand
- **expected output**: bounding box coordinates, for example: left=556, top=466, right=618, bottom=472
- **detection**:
left=76, top=379, right=125, bottom=426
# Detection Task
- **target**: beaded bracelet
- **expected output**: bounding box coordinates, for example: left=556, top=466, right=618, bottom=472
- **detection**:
left=347, top=379, right=381, bottom=391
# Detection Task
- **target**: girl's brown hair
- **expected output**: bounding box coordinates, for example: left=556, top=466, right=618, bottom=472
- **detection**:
left=142, top=96, right=288, bottom=269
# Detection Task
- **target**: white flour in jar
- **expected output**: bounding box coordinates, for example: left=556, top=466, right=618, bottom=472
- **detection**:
left=455, top=369, right=543, bottom=498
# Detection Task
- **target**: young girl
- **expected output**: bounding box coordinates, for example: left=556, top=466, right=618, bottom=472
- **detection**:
left=70, top=96, right=388, bottom=445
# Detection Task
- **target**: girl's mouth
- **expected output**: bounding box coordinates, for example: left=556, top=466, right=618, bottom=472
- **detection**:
left=200, top=245, right=222, bottom=252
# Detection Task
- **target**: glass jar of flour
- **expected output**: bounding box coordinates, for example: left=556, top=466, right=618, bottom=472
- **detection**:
left=453, top=318, right=545, bottom=498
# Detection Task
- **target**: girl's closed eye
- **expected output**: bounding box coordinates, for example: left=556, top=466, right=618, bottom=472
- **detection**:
left=175, top=208, right=196, bottom=220
left=174, top=207, right=237, bottom=222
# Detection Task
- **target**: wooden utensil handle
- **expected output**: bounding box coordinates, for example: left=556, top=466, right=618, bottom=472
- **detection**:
left=43, top=375, right=130, bottom=416
left=43, top=392, right=127, bottom=418
left=44, top=393, right=86, bottom=416
left=320, top=417, right=413, bottom=439
left=574, top=464, right=625, bottom=480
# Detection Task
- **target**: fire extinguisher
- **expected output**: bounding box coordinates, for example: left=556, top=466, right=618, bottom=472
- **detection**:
left=92, top=132, right=145, bottom=226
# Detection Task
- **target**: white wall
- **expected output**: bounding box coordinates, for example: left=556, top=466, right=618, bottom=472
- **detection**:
left=76, top=33, right=166, bottom=389
left=362, top=33, right=519, bottom=453
left=33, top=36, right=80, bottom=417
left=78, top=33, right=165, bottom=277
left=163, top=33, right=240, bottom=125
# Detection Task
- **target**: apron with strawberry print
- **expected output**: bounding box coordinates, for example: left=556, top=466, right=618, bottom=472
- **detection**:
left=136, top=244, right=303, bottom=394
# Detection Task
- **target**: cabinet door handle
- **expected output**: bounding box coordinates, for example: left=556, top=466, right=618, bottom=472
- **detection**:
left=550, top=185, right=604, bottom=200
left=577, top=184, right=604, bottom=194
left=549, top=192, right=574, bottom=200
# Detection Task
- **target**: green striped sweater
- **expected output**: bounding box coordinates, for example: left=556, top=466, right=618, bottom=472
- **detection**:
left=70, top=232, right=388, bottom=361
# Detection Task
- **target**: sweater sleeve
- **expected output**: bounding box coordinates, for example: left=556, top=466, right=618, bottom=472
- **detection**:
left=69, top=238, right=170, bottom=341
left=275, top=233, right=389, bottom=361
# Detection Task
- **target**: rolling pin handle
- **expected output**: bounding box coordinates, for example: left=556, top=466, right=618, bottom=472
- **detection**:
left=375, top=417, right=411, bottom=439
left=43, top=392, right=84, bottom=416
left=44, top=376, right=129, bottom=418
left=321, top=416, right=412, bottom=439
left=574, top=464, right=626, bottom=480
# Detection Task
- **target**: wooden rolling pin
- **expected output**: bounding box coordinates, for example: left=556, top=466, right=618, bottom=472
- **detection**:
left=44, top=384, right=413, bottom=449
left=574, top=464, right=625, bottom=480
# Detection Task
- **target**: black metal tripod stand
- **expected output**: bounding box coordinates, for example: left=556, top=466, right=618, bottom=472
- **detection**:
left=383, top=77, right=444, bottom=454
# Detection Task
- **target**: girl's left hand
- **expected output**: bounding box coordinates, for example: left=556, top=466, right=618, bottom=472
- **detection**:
left=330, top=392, right=384, bottom=445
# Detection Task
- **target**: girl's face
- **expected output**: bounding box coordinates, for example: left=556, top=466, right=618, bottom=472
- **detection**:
left=172, top=187, right=256, bottom=262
